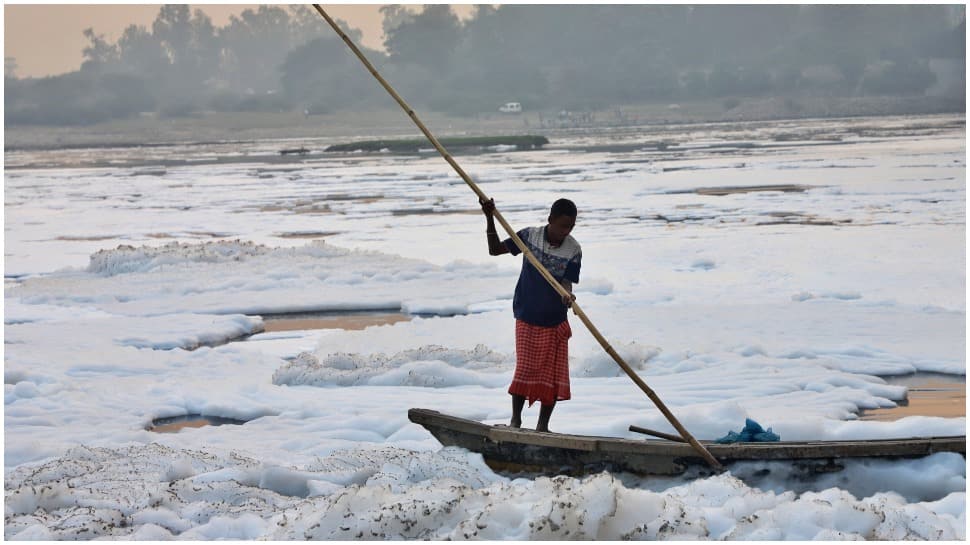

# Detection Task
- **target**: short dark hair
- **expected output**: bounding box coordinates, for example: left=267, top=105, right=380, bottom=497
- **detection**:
left=550, top=198, right=577, bottom=218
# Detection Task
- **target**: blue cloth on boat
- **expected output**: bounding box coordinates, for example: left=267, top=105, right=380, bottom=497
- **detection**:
left=715, top=418, right=780, bottom=443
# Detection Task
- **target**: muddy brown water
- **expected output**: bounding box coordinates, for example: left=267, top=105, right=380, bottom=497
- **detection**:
left=860, top=373, right=966, bottom=421
left=260, top=311, right=412, bottom=333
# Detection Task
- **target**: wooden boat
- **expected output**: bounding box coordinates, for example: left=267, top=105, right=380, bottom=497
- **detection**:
left=409, top=408, right=966, bottom=475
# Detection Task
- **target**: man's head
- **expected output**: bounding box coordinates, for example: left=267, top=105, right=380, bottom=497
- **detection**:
left=546, top=198, right=577, bottom=245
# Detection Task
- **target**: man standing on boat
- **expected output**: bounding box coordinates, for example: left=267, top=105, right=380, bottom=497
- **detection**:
left=480, top=197, right=581, bottom=432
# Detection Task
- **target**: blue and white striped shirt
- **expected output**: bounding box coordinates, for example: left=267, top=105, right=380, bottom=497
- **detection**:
left=504, top=226, right=582, bottom=327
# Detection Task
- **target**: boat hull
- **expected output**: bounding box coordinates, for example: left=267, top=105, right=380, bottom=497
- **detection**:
left=408, top=408, right=966, bottom=476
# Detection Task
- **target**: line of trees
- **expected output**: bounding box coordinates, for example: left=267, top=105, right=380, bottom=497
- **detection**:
left=5, top=4, right=965, bottom=126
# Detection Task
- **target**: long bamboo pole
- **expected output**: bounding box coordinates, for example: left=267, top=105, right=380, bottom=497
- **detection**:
left=312, top=4, right=722, bottom=471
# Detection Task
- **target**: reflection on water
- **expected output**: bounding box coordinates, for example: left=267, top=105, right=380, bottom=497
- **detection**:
left=148, top=414, right=247, bottom=433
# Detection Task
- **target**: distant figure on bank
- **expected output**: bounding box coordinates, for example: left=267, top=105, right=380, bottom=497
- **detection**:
left=480, top=197, right=581, bottom=432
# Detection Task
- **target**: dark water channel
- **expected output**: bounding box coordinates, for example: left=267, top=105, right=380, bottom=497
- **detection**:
left=148, top=414, right=248, bottom=433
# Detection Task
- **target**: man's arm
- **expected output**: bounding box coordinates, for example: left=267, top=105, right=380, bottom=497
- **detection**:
left=559, top=279, right=576, bottom=307
left=561, top=252, right=581, bottom=307
left=480, top=198, right=509, bottom=256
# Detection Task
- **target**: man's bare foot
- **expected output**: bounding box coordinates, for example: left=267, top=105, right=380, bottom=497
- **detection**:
left=510, top=417, right=521, bottom=428
left=537, top=404, right=554, bottom=433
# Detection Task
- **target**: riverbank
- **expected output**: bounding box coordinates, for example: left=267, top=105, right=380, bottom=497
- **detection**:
left=4, top=95, right=963, bottom=151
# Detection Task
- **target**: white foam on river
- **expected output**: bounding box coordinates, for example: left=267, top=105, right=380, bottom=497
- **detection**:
left=4, top=114, right=965, bottom=539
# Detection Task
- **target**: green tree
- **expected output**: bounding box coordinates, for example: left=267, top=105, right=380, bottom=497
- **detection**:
left=287, top=5, right=344, bottom=47
left=152, top=5, right=192, bottom=66
left=149, top=5, right=219, bottom=96
left=279, top=36, right=385, bottom=113
left=384, top=5, right=462, bottom=73
left=116, top=24, right=168, bottom=78
left=219, top=5, right=294, bottom=92
left=80, top=28, right=119, bottom=72
left=379, top=5, right=413, bottom=39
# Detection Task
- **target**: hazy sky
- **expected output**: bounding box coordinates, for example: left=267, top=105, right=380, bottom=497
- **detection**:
left=3, top=4, right=474, bottom=78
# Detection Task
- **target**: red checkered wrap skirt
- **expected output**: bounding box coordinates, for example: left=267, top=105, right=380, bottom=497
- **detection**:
left=509, top=319, right=572, bottom=407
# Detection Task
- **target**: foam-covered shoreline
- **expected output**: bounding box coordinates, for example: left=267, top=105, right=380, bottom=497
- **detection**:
left=5, top=442, right=965, bottom=540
